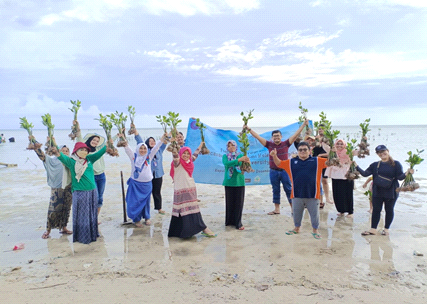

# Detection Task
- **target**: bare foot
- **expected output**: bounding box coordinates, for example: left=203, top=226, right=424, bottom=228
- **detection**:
left=145, top=219, right=151, bottom=226
left=238, top=226, right=245, bottom=230
left=135, top=221, right=143, bottom=228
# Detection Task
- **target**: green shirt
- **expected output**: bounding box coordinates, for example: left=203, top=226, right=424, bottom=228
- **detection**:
left=222, top=153, right=245, bottom=187
left=58, top=146, right=107, bottom=192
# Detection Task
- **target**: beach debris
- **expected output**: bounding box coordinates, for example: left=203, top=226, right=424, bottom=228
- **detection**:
left=195, top=118, right=210, bottom=155
left=239, top=109, right=255, bottom=173
left=20, top=117, right=40, bottom=150
left=28, top=260, right=33, bottom=264
left=13, top=243, right=25, bottom=251
left=83, top=263, right=92, bottom=269
left=387, top=271, right=400, bottom=277
left=396, top=149, right=423, bottom=192
left=357, top=118, right=370, bottom=158
left=41, top=113, right=56, bottom=155
left=127, top=105, right=137, bottom=135
left=96, top=114, right=119, bottom=156
left=11, top=267, right=21, bottom=271
left=345, top=139, right=360, bottom=180
left=68, top=99, right=81, bottom=140
left=256, top=284, right=269, bottom=291
left=233, top=274, right=239, bottom=280
left=413, top=251, right=424, bottom=256
left=109, top=111, right=128, bottom=147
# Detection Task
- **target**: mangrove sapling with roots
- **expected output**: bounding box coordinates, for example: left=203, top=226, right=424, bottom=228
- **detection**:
left=396, top=149, right=424, bottom=192
left=127, top=106, right=136, bottom=135
left=165, top=112, right=181, bottom=152
left=109, top=111, right=128, bottom=147
left=298, top=101, right=312, bottom=139
left=357, top=118, right=371, bottom=158
left=313, top=111, right=330, bottom=147
left=96, top=114, right=119, bottom=157
left=324, top=128, right=341, bottom=167
left=68, top=100, right=81, bottom=140
left=345, top=139, right=360, bottom=180
left=41, top=113, right=56, bottom=155
left=195, top=118, right=210, bottom=155
left=239, top=109, right=254, bottom=173
left=20, top=117, right=41, bottom=150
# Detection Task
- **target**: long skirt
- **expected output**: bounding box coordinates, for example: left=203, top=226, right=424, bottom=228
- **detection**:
left=73, top=189, right=98, bottom=244
left=332, top=179, right=354, bottom=214
left=126, top=178, right=152, bottom=223
left=168, top=213, right=207, bottom=238
left=225, top=186, right=245, bottom=229
left=46, top=184, right=72, bottom=231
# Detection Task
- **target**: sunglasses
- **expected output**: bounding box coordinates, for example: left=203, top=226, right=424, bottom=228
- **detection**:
left=298, top=148, right=309, bottom=152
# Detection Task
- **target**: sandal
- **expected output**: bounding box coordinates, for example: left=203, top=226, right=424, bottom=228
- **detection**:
left=381, top=230, right=389, bottom=236
left=41, top=232, right=50, bottom=239
left=267, top=211, right=280, bottom=215
left=312, top=232, right=321, bottom=239
left=285, top=230, right=298, bottom=235
left=158, top=210, right=166, bottom=215
left=319, top=202, right=325, bottom=209
left=238, top=226, right=245, bottom=230
left=201, top=232, right=217, bottom=238
left=361, top=231, right=376, bottom=236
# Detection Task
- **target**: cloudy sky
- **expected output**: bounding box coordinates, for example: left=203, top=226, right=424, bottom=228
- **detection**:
left=1, top=0, right=427, bottom=130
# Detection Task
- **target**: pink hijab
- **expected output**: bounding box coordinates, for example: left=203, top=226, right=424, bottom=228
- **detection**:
left=335, top=139, right=350, bottom=164
left=170, top=147, right=194, bottom=179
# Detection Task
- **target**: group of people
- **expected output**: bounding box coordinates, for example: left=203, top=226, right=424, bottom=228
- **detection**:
left=33, top=118, right=413, bottom=244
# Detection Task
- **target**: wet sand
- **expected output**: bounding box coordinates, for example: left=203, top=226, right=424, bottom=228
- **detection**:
left=1, top=163, right=427, bottom=303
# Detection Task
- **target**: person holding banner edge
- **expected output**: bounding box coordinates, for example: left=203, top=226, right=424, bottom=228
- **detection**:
left=244, top=120, right=309, bottom=215
left=222, top=140, right=250, bottom=230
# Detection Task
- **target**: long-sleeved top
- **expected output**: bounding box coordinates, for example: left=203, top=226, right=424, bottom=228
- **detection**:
left=278, top=156, right=327, bottom=199
left=357, top=161, right=405, bottom=199
left=58, top=146, right=107, bottom=192
left=35, top=148, right=64, bottom=189
left=124, top=140, right=162, bottom=183
left=222, top=153, right=245, bottom=187
left=77, top=133, right=106, bottom=175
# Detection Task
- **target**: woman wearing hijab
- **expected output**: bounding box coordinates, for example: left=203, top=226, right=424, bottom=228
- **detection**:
left=168, top=144, right=216, bottom=238
left=324, top=139, right=354, bottom=217
left=30, top=136, right=72, bottom=239
left=145, top=136, right=167, bottom=215
left=222, top=140, right=250, bottom=230
left=74, top=120, right=107, bottom=219
left=120, top=135, right=166, bottom=227
left=54, top=141, right=107, bottom=244
left=356, top=145, right=413, bottom=236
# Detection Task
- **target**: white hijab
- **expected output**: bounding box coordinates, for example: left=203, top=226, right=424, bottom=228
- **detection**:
left=134, top=143, right=149, bottom=168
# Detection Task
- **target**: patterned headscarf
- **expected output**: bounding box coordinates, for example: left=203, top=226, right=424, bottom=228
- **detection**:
left=226, top=140, right=241, bottom=178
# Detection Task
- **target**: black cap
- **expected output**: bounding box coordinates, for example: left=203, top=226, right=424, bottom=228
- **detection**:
left=375, top=145, right=388, bottom=153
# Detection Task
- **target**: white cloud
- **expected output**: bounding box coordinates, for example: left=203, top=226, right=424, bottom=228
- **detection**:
left=212, top=40, right=263, bottom=64
left=263, top=30, right=342, bottom=48
left=144, top=49, right=185, bottom=64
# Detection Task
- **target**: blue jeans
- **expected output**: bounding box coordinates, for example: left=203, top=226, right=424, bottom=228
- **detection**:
left=94, top=173, right=106, bottom=208
left=269, top=169, right=292, bottom=205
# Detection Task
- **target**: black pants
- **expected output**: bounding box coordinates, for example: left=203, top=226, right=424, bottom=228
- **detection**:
left=332, top=179, right=354, bottom=214
left=371, top=196, right=397, bottom=229
left=225, top=186, right=245, bottom=229
left=151, top=176, right=163, bottom=210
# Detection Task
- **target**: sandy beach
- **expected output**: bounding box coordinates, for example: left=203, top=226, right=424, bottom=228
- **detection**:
left=1, top=159, right=427, bottom=303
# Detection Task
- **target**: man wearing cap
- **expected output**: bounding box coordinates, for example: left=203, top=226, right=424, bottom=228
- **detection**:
left=244, top=120, right=308, bottom=215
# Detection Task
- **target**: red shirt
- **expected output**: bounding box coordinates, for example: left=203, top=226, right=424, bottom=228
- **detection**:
left=265, top=139, right=291, bottom=170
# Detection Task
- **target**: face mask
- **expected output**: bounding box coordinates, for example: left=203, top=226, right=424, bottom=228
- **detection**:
left=76, top=148, right=88, bottom=159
